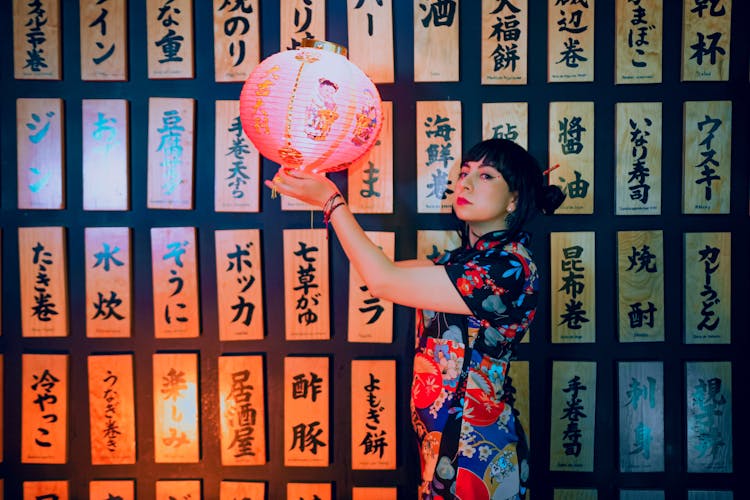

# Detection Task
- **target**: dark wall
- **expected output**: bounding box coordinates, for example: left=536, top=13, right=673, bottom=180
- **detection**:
left=1, top=1, right=748, bottom=499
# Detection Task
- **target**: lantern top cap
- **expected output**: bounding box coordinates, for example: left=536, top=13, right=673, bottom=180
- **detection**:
left=301, top=38, right=348, bottom=57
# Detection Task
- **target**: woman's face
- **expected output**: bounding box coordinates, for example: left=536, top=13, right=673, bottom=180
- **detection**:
left=453, top=159, right=517, bottom=234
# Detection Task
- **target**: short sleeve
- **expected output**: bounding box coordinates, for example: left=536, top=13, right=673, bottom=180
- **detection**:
left=443, top=251, right=528, bottom=326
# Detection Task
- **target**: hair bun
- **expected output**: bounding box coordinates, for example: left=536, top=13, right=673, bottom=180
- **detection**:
left=537, top=185, right=566, bottom=215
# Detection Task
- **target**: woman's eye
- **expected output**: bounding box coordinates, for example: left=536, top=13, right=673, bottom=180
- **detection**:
left=481, top=173, right=494, bottom=180
left=458, top=171, right=468, bottom=179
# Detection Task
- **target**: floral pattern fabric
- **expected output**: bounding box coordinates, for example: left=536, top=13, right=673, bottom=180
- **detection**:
left=411, top=231, right=537, bottom=500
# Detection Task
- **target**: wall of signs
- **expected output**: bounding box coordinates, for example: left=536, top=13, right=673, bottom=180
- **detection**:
left=0, top=1, right=747, bottom=499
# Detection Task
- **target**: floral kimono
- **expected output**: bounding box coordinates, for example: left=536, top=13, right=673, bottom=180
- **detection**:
left=411, top=230, right=537, bottom=499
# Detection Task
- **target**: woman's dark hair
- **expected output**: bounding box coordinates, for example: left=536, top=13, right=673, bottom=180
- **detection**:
left=457, top=138, right=565, bottom=244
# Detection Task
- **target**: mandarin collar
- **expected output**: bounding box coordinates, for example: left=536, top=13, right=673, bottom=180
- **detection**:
left=471, top=230, right=530, bottom=250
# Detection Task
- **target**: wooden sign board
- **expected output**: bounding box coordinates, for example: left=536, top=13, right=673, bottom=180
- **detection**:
left=548, top=0, right=594, bottom=81
left=347, top=0, right=395, bottom=83
left=551, top=232, right=596, bottom=343
left=80, top=0, right=128, bottom=80
left=213, top=0, right=260, bottom=82
left=82, top=99, right=130, bottom=210
left=349, top=232, right=395, bottom=343
left=0, top=230, right=2, bottom=336
left=684, top=233, right=731, bottom=344
left=147, top=98, right=195, bottom=209
left=17, top=98, right=65, bottom=209
left=617, top=230, right=665, bottom=342
left=151, top=227, right=200, bottom=338
left=615, top=0, right=662, bottom=84
left=507, top=360, right=530, bottom=441
left=215, top=229, right=264, bottom=340
left=549, top=102, right=594, bottom=214
left=215, top=100, right=260, bottom=212
left=283, top=229, right=330, bottom=340
left=0, top=355, right=3, bottom=461
left=618, top=362, right=664, bottom=472
left=153, top=353, right=200, bottom=463
left=23, top=481, right=68, bottom=500
left=482, top=102, right=529, bottom=149
left=615, top=103, right=662, bottom=215
left=280, top=0, right=326, bottom=51
left=13, top=0, right=61, bottom=79
left=414, top=0, right=459, bottom=81
left=620, top=491, right=664, bottom=500
left=554, top=490, right=598, bottom=500
left=85, top=227, right=132, bottom=338
left=416, top=230, right=461, bottom=262
left=146, top=0, right=194, bottom=78
left=481, top=0, right=528, bottom=84
left=287, top=483, right=332, bottom=500
left=220, top=481, right=266, bottom=499
left=285, top=356, right=329, bottom=467
left=549, top=361, right=596, bottom=471
left=218, top=355, right=266, bottom=465
left=88, top=354, right=136, bottom=464
left=687, top=491, right=733, bottom=500
left=681, top=0, right=731, bottom=81
left=351, top=360, right=397, bottom=469
left=21, top=354, right=68, bottom=463
left=90, top=481, right=134, bottom=500
left=686, top=361, right=732, bottom=472
left=19, top=227, right=68, bottom=337
left=416, top=101, right=462, bottom=213
left=683, top=101, right=732, bottom=214
left=155, top=480, right=201, bottom=500
left=353, top=487, right=398, bottom=500
left=349, top=101, right=394, bottom=214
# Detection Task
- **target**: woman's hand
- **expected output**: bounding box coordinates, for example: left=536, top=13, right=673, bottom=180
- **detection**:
left=264, top=168, right=340, bottom=208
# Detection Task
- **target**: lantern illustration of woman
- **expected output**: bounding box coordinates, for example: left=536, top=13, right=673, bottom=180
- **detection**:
left=304, top=78, right=340, bottom=141
left=239, top=39, right=383, bottom=175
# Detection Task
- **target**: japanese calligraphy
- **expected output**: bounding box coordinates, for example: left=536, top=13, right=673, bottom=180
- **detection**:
left=423, top=114, right=456, bottom=201
left=686, top=362, right=732, bottom=472
left=91, top=242, right=126, bottom=322
left=618, top=362, right=664, bottom=472
left=218, top=0, right=253, bottom=67
left=561, top=375, right=587, bottom=457
left=695, top=245, right=721, bottom=331
left=163, top=240, right=190, bottom=325
left=419, top=0, right=457, bottom=27
left=226, top=369, right=258, bottom=458
left=293, top=241, right=321, bottom=326
left=21, top=0, right=51, bottom=73
left=24, top=109, right=56, bottom=194
left=488, top=0, right=522, bottom=73
left=22, top=354, right=68, bottom=463
left=155, top=0, right=185, bottom=63
left=86, top=0, right=116, bottom=66
left=157, top=109, right=186, bottom=196
left=554, top=0, right=591, bottom=69
left=626, top=117, right=653, bottom=205
left=558, top=245, right=590, bottom=331
left=690, top=377, right=727, bottom=461
left=285, top=357, right=329, bottom=466
left=359, top=373, right=388, bottom=458
left=626, top=0, right=656, bottom=68
left=30, top=241, right=59, bottom=322
left=693, top=114, right=723, bottom=203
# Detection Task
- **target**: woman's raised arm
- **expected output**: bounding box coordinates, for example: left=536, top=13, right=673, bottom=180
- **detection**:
left=266, top=169, right=471, bottom=314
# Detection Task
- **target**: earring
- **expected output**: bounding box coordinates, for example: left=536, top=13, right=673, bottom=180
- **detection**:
left=505, top=209, right=515, bottom=227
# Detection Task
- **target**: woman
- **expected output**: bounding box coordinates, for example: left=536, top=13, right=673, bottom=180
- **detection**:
left=267, top=138, right=564, bottom=499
